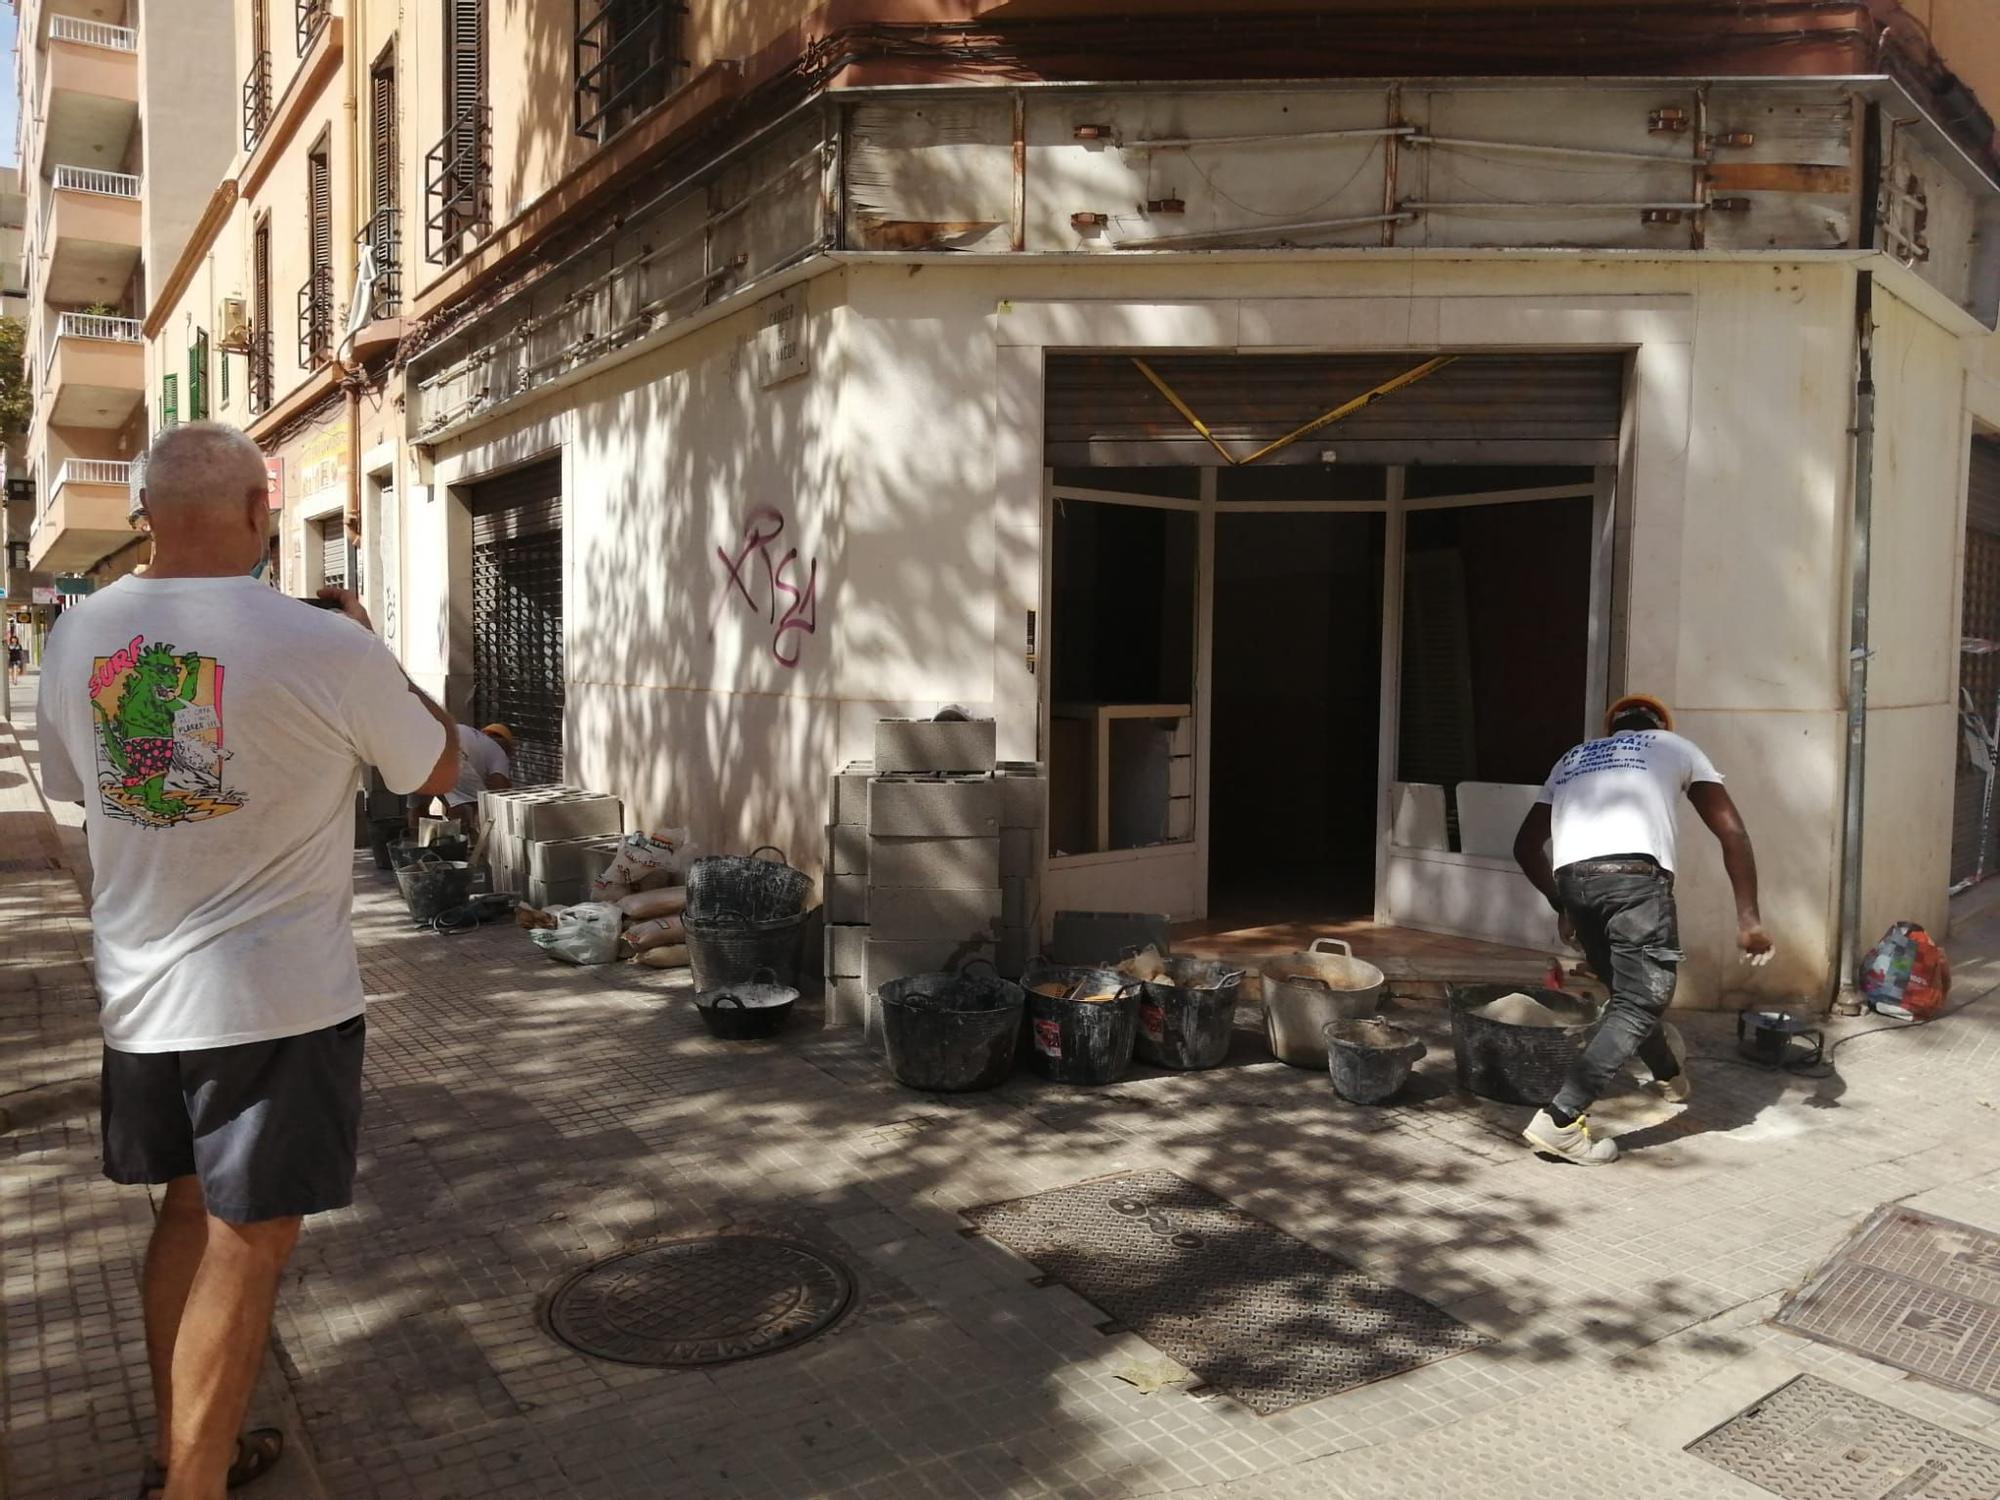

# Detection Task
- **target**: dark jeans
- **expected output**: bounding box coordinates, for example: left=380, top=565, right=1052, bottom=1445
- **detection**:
left=1553, top=863, right=1684, bottom=1117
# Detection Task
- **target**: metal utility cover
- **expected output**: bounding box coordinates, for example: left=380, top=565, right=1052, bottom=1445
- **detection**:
left=1689, top=1373, right=2000, bottom=1500
left=963, top=1170, right=1487, bottom=1415
left=1777, top=1208, right=2000, bottom=1399
left=542, top=1234, right=853, bottom=1368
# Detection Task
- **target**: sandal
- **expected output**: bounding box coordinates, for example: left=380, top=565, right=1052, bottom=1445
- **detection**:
left=136, top=1427, right=285, bottom=1496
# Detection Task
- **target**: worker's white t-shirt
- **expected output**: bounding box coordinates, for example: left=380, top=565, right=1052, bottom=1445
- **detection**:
left=1536, top=729, right=1724, bottom=874
left=37, top=576, right=447, bottom=1052
left=443, top=724, right=509, bottom=809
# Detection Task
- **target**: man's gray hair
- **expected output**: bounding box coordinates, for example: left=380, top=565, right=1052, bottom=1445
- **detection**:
left=140, top=422, right=269, bottom=515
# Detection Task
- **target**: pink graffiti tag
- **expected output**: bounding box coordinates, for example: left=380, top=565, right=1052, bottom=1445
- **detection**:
left=710, top=507, right=821, bottom=668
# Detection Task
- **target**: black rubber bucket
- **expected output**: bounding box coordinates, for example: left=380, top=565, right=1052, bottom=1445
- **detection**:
left=1131, top=957, right=1245, bottom=1071
left=1021, top=961, right=1139, bottom=1085
left=389, top=835, right=469, bottom=868
left=1447, top=984, right=1600, bottom=1105
left=684, top=913, right=808, bottom=991
left=1324, top=1018, right=1425, bottom=1104
left=393, top=858, right=473, bottom=922
left=879, top=965, right=1025, bottom=1092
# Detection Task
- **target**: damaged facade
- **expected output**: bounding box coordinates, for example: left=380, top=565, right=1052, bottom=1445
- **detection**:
left=140, top=0, right=2000, bottom=1008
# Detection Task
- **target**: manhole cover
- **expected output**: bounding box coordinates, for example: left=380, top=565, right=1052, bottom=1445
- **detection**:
left=543, top=1234, right=854, bottom=1367
left=963, top=1170, right=1487, bottom=1415
left=1778, top=1208, right=2000, bottom=1398
left=1689, top=1373, right=2000, bottom=1499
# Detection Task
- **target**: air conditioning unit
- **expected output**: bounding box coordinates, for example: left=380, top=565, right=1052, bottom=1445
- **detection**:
left=218, top=295, right=251, bottom=351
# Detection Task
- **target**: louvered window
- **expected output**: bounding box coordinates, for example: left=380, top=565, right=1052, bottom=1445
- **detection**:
left=360, top=49, right=402, bottom=318
left=426, top=0, right=490, bottom=265
left=188, top=329, right=209, bottom=421
left=251, top=218, right=274, bottom=412
left=299, top=140, right=335, bottom=368
left=161, top=373, right=179, bottom=431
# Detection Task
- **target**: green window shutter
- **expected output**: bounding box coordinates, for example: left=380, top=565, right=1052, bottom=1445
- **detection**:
left=221, top=346, right=231, bottom=405
left=189, top=330, right=210, bottom=420
left=161, top=373, right=178, bottom=430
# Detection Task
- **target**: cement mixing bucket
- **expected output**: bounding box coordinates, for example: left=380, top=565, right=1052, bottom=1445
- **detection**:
left=1260, top=939, right=1384, bottom=1069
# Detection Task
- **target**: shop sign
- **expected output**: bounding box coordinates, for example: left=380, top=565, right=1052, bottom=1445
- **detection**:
left=296, top=424, right=349, bottom=506
left=32, top=586, right=59, bottom=604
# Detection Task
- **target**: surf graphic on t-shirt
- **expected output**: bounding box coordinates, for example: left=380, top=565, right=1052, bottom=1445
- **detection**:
left=86, top=635, right=245, bottom=829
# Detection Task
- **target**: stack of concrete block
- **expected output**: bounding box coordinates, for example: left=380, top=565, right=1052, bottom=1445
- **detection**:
left=480, top=786, right=623, bottom=906
left=823, top=720, right=1047, bottom=1032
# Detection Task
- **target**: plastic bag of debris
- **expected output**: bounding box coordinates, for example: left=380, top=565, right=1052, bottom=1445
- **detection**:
left=589, top=829, right=693, bottom=902
left=529, top=902, right=623, bottom=965
left=1860, top=921, right=1951, bottom=1021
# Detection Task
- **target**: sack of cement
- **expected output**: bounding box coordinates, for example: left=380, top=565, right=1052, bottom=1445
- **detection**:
left=529, top=902, right=623, bottom=965
left=636, top=943, right=690, bottom=970
left=1470, top=991, right=1571, bottom=1028
left=617, top=886, right=689, bottom=921
left=625, top=915, right=687, bottom=952
left=590, top=829, right=693, bottom=902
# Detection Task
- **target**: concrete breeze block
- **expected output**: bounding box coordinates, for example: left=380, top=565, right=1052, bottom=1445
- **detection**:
left=868, top=776, right=1000, bottom=839
left=827, top=823, right=870, bottom=876
left=868, top=886, right=1003, bottom=942
left=874, top=718, right=998, bottom=775
left=868, top=835, right=1000, bottom=891
left=826, top=976, right=869, bottom=1029
left=527, top=875, right=593, bottom=909
left=831, top=762, right=874, bottom=826
left=997, top=772, right=1049, bottom=830
left=1000, top=827, right=1037, bottom=879
left=528, top=836, right=623, bottom=884
left=826, top=873, right=869, bottom=926
left=519, top=796, right=623, bottom=842
left=865, top=937, right=997, bottom=993
left=825, top=924, right=868, bottom=979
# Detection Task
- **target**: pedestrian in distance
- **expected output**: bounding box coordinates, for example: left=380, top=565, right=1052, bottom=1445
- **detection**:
left=35, top=422, right=459, bottom=1500
left=1510, top=693, right=1773, bottom=1165
left=7, top=622, right=25, bottom=682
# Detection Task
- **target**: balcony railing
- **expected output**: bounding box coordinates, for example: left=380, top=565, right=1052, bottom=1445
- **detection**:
left=424, top=103, right=492, bottom=266
left=45, top=311, right=142, bottom=375
left=53, top=165, right=140, bottom=198
left=243, top=50, right=273, bottom=152
left=56, top=459, right=132, bottom=489
left=49, top=15, right=138, bottom=51
left=356, top=206, right=402, bottom=320
left=297, top=262, right=334, bottom=368
left=250, top=320, right=274, bottom=413
left=296, top=0, right=330, bottom=56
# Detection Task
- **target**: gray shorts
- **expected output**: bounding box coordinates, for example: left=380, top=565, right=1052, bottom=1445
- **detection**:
left=101, top=1015, right=367, bottom=1224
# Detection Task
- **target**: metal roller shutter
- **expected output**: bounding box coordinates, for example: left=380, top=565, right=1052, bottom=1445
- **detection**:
left=1044, top=352, right=1626, bottom=467
left=469, top=458, right=564, bottom=786
left=318, top=517, right=347, bottom=591
left=1952, top=437, right=2000, bottom=885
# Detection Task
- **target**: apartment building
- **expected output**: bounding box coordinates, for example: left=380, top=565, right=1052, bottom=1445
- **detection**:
left=12, top=0, right=235, bottom=593
left=0, top=165, right=47, bottom=653
left=146, top=0, right=2000, bottom=1008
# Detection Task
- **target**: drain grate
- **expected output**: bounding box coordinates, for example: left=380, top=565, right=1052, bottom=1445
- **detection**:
left=1689, top=1373, right=2000, bottom=1499
left=543, top=1234, right=853, bottom=1367
left=962, top=1169, right=1487, bottom=1414
left=1778, top=1208, right=2000, bottom=1398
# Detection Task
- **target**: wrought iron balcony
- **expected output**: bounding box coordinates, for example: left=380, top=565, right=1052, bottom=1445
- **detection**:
left=297, top=263, right=335, bottom=369
left=355, top=207, right=402, bottom=320
left=249, top=320, right=274, bottom=414
left=243, top=50, right=273, bottom=152
left=573, top=0, right=683, bottom=144
left=425, top=104, right=492, bottom=266
left=297, top=0, right=330, bottom=56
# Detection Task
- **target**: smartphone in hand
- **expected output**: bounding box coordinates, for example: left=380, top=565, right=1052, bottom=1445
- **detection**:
left=298, top=596, right=344, bottom=610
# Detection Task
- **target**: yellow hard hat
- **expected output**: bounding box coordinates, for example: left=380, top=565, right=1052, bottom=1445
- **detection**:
left=480, top=723, right=515, bottom=751
left=1604, top=694, right=1673, bottom=734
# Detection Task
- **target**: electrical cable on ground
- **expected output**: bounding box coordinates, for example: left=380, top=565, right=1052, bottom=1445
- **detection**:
left=1691, top=982, right=1992, bottom=1080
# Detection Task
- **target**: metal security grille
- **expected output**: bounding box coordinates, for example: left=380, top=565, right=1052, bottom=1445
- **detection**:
left=470, top=461, right=563, bottom=785
left=251, top=219, right=274, bottom=412
left=318, top=517, right=347, bottom=590
left=299, top=143, right=334, bottom=368
left=427, top=0, right=490, bottom=264
left=574, top=0, right=683, bottom=144
left=1952, top=437, right=2000, bottom=885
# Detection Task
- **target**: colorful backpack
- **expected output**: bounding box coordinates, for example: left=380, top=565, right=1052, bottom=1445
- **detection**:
left=1859, top=921, right=1951, bottom=1020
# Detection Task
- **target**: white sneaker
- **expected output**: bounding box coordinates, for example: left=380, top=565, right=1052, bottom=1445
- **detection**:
left=1650, top=1022, right=1691, bottom=1104
left=1522, top=1108, right=1620, bottom=1164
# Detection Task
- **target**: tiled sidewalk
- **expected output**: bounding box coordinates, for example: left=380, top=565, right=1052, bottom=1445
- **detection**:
left=9, top=672, right=2000, bottom=1497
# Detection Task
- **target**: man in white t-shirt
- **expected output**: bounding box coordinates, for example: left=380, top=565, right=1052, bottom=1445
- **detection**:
left=409, top=721, right=513, bottom=834
left=36, top=424, right=457, bottom=1500
left=1510, top=694, right=1772, bottom=1165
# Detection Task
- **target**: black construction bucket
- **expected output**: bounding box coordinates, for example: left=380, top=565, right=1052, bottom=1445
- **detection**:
left=393, top=858, right=473, bottom=922
left=1132, top=957, right=1245, bottom=1071
left=1447, top=984, right=1599, bottom=1105
left=389, top=835, right=470, bottom=868
left=685, top=847, right=812, bottom=926
left=1324, top=1018, right=1425, bottom=1104
left=879, top=964, right=1025, bottom=1092
left=685, top=913, right=808, bottom=991
left=1021, top=961, right=1139, bottom=1086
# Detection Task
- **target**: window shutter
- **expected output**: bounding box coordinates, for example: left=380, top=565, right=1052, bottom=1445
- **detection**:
left=222, top=346, right=230, bottom=405
left=161, top=373, right=178, bottom=430
left=189, top=329, right=209, bottom=420
left=446, top=0, right=485, bottom=127
left=372, top=56, right=397, bottom=214
left=309, top=148, right=333, bottom=278
left=252, top=218, right=273, bottom=410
